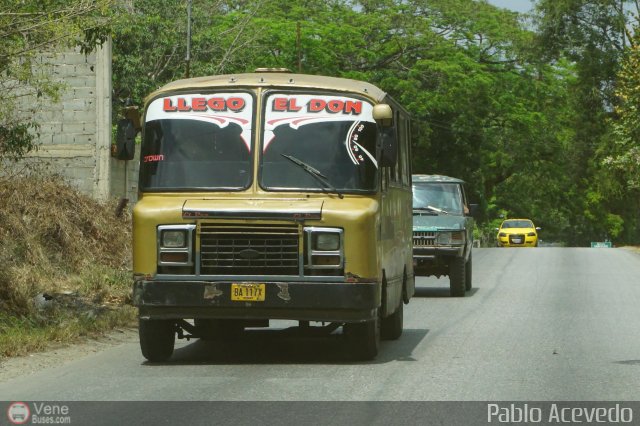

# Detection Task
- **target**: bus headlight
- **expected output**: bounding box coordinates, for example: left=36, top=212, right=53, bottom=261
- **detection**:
left=314, top=232, right=341, bottom=251
left=304, top=227, right=344, bottom=270
left=157, top=224, right=196, bottom=266
left=161, top=230, right=187, bottom=248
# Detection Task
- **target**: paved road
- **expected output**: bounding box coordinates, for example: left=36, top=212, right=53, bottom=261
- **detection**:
left=1, top=248, right=640, bottom=404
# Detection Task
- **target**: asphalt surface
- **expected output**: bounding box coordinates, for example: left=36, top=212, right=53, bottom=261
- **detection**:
left=1, top=247, right=640, bottom=423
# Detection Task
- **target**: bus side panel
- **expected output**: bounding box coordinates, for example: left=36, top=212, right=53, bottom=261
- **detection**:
left=380, top=183, right=411, bottom=316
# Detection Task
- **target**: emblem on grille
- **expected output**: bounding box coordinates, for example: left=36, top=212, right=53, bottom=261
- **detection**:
left=238, top=248, right=261, bottom=259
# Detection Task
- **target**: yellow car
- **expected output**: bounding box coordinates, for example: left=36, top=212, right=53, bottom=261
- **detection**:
left=496, top=219, right=540, bottom=247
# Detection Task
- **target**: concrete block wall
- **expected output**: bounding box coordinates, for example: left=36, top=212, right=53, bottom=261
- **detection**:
left=21, top=41, right=113, bottom=201
left=11, top=39, right=142, bottom=204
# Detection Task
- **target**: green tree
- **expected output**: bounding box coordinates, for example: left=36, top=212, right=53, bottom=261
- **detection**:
left=111, top=0, right=640, bottom=245
left=530, top=0, right=639, bottom=244
left=0, top=0, right=112, bottom=162
left=603, top=7, right=640, bottom=185
left=599, top=11, right=640, bottom=243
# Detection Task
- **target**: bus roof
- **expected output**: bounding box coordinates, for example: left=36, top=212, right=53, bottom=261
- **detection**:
left=146, top=72, right=389, bottom=104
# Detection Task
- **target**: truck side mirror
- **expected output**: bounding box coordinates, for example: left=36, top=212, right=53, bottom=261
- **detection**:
left=114, top=118, right=137, bottom=161
left=468, top=204, right=479, bottom=217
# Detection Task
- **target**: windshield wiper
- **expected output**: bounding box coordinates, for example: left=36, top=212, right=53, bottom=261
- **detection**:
left=414, top=205, right=450, bottom=215
left=281, top=154, right=344, bottom=199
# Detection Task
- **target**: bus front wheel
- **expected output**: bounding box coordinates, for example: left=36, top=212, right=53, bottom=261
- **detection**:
left=139, top=319, right=176, bottom=362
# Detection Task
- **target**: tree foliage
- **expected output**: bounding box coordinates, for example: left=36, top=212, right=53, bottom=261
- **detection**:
left=0, top=0, right=112, bottom=162
left=107, top=0, right=640, bottom=245
left=530, top=0, right=640, bottom=244
left=606, top=24, right=640, bottom=187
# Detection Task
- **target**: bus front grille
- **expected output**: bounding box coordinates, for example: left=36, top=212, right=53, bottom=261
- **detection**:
left=199, top=224, right=300, bottom=275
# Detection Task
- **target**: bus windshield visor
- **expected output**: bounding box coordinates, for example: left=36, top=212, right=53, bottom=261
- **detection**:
left=140, top=92, right=253, bottom=190
left=260, top=93, right=378, bottom=192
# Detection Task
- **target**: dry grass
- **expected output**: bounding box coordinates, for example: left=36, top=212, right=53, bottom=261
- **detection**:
left=619, top=246, right=640, bottom=254
left=0, top=174, right=135, bottom=357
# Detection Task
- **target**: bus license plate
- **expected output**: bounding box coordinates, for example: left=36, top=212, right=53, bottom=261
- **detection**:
left=231, top=283, right=265, bottom=302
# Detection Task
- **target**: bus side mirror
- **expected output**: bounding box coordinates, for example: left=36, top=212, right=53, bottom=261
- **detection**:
left=373, top=104, right=397, bottom=167
left=114, top=118, right=137, bottom=161
left=378, top=127, right=397, bottom=167
left=372, top=104, right=393, bottom=127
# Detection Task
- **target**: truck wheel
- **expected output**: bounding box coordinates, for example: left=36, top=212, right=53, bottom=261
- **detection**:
left=344, top=310, right=380, bottom=360
left=381, top=299, right=403, bottom=341
left=449, top=257, right=466, bottom=297
left=465, top=253, right=473, bottom=291
left=139, top=319, right=176, bottom=362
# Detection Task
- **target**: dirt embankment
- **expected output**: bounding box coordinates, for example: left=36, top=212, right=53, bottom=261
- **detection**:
left=0, top=175, right=135, bottom=358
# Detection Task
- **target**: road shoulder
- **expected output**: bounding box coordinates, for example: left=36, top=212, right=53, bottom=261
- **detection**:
left=0, top=328, right=138, bottom=383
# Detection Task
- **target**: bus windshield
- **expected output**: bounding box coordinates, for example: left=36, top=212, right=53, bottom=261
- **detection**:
left=140, top=92, right=254, bottom=190
left=260, top=93, right=378, bottom=192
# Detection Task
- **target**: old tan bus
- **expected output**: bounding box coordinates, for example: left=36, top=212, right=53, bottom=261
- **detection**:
left=119, top=69, right=414, bottom=361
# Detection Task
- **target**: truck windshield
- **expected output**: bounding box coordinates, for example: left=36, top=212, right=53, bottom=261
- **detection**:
left=260, top=93, right=378, bottom=192
left=140, top=92, right=253, bottom=190
left=413, top=183, right=464, bottom=215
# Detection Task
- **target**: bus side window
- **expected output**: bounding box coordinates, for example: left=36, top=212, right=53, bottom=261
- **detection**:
left=399, top=115, right=411, bottom=187
left=395, top=111, right=402, bottom=184
left=388, top=111, right=398, bottom=184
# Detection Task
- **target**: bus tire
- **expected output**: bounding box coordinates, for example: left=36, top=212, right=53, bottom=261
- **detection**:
left=344, top=310, right=380, bottom=360
left=139, top=319, right=175, bottom=362
left=381, top=299, right=403, bottom=341
left=449, top=257, right=466, bottom=297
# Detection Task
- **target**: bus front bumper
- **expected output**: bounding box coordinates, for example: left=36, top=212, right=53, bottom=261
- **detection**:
left=133, top=280, right=379, bottom=323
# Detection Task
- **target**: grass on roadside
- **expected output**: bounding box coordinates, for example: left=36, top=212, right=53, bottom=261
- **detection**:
left=0, top=306, right=137, bottom=358
left=0, top=175, right=136, bottom=358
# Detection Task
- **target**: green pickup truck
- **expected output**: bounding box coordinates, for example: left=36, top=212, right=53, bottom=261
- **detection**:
left=412, top=175, right=475, bottom=296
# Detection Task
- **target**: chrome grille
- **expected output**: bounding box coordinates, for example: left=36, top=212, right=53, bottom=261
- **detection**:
left=200, top=223, right=300, bottom=275
left=413, top=231, right=436, bottom=247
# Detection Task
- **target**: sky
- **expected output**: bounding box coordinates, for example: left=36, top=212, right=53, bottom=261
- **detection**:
left=487, top=0, right=535, bottom=13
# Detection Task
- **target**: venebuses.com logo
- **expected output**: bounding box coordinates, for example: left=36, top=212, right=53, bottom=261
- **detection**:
left=6, top=401, right=71, bottom=424
left=7, top=402, right=30, bottom=424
